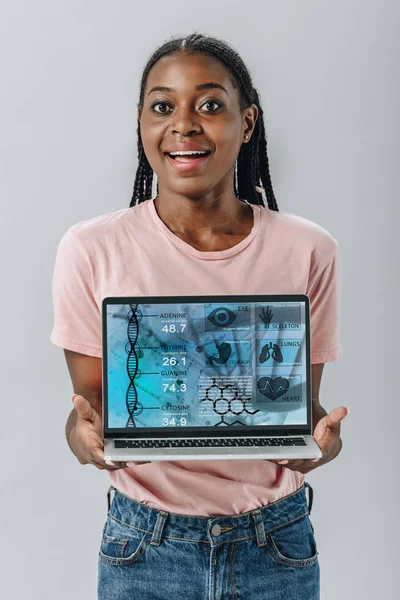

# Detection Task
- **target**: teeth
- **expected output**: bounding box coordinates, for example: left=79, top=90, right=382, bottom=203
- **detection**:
left=169, top=150, right=208, bottom=156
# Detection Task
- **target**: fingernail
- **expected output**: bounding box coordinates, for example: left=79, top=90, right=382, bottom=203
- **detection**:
left=311, top=457, right=320, bottom=462
left=278, top=460, right=289, bottom=464
left=105, top=460, right=117, bottom=466
left=72, top=394, right=79, bottom=403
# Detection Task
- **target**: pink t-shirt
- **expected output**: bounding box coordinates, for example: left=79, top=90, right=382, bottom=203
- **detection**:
left=51, top=197, right=342, bottom=515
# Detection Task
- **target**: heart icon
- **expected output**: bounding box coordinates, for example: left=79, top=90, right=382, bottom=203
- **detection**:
left=257, top=377, right=289, bottom=400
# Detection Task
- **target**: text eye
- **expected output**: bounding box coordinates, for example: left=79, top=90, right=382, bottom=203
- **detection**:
left=207, top=307, right=236, bottom=328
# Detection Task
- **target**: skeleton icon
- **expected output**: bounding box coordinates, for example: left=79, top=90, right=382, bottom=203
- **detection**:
left=259, top=342, right=283, bottom=364
left=259, top=306, right=273, bottom=328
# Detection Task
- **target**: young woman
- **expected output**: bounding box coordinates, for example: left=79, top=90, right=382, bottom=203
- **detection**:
left=51, top=33, right=349, bottom=600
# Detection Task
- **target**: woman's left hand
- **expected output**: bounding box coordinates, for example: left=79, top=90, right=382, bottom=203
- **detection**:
left=267, top=406, right=350, bottom=475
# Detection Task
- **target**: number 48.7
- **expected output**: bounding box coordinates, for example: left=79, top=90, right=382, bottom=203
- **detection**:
left=162, top=324, right=186, bottom=333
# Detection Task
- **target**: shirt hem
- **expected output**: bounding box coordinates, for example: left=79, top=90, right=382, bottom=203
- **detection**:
left=50, top=331, right=102, bottom=358
left=108, top=468, right=306, bottom=516
left=311, top=345, right=342, bottom=363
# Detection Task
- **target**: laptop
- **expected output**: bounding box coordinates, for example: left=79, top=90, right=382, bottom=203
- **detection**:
left=102, top=294, right=322, bottom=461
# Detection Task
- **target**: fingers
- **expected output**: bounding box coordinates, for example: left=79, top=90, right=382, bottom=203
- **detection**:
left=73, top=394, right=97, bottom=423
left=74, top=426, right=126, bottom=471
left=266, top=457, right=321, bottom=474
left=264, top=458, right=289, bottom=465
left=326, top=406, right=350, bottom=431
left=90, top=446, right=128, bottom=470
left=90, top=444, right=107, bottom=465
left=90, top=453, right=128, bottom=471
left=104, top=460, right=151, bottom=467
left=104, top=460, right=128, bottom=470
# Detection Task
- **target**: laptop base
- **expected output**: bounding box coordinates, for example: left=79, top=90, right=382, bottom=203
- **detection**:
left=104, top=435, right=322, bottom=461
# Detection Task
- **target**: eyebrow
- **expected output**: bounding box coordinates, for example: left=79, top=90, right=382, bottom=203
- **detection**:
left=147, top=82, right=229, bottom=97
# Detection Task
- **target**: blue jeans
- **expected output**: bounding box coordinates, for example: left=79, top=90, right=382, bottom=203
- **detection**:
left=98, top=482, right=319, bottom=599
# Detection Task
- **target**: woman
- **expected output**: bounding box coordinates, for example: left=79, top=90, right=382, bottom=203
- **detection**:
left=51, top=33, right=349, bottom=599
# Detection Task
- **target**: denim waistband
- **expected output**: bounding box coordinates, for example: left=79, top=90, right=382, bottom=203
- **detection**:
left=106, top=482, right=313, bottom=549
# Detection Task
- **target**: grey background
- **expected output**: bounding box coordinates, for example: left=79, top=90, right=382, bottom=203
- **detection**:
left=0, top=1, right=398, bottom=598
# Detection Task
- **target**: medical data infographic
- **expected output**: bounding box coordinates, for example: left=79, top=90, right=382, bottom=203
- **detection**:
left=105, top=301, right=308, bottom=429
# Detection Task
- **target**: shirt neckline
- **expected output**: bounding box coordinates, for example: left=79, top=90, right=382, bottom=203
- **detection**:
left=146, top=196, right=262, bottom=260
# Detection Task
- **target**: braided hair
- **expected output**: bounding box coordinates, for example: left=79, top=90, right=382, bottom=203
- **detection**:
left=130, top=32, right=278, bottom=211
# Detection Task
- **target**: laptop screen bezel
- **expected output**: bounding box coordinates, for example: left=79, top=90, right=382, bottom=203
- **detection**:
left=102, top=294, right=312, bottom=437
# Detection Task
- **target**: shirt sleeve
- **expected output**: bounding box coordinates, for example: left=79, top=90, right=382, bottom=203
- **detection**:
left=50, top=227, right=102, bottom=357
left=307, top=244, right=342, bottom=364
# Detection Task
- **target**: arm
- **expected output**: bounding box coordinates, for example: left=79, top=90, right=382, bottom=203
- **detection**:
left=310, top=362, right=346, bottom=466
left=64, top=349, right=102, bottom=455
left=64, top=349, right=148, bottom=468
left=311, top=363, right=328, bottom=435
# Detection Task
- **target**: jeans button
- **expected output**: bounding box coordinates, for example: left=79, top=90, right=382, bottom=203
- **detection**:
left=211, top=524, right=222, bottom=537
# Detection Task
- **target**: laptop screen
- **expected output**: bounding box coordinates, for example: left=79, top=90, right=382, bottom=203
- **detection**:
left=102, top=295, right=311, bottom=436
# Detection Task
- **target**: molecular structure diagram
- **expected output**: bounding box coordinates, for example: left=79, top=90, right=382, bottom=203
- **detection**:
left=200, top=378, right=260, bottom=426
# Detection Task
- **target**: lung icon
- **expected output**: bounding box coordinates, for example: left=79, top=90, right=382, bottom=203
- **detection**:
left=259, top=342, right=283, bottom=364
left=257, top=377, right=289, bottom=400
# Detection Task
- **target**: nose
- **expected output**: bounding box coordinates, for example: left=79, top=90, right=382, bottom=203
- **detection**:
left=169, top=104, right=202, bottom=137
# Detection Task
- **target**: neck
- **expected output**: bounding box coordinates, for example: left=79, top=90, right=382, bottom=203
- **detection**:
left=153, top=192, right=252, bottom=236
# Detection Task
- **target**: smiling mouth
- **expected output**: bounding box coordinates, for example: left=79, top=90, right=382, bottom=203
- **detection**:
left=164, top=151, right=212, bottom=162
left=164, top=151, right=213, bottom=172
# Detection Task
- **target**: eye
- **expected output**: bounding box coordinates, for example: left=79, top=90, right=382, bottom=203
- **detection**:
left=150, top=99, right=223, bottom=114
left=201, top=100, right=222, bottom=112
left=151, top=102, right=171, bottom=114
left=207, top=307, right=236, bottom=328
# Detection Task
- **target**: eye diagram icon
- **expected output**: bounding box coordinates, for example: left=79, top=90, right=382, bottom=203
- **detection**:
left=259, top=342, right=283, bottom=364
left=207, top=307, right=237, bottom=328
left=257, top=376, right=290, bottom=401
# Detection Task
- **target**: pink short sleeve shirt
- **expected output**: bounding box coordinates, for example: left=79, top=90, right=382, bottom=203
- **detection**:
left=51, top=199, right=342, bottom=515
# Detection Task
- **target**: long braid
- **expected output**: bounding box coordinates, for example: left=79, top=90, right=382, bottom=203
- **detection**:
left=130, top=33, right=278, bottom=211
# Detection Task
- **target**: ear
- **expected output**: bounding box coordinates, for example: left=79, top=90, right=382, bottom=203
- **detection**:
left=243, top=104, right=258, bottom=140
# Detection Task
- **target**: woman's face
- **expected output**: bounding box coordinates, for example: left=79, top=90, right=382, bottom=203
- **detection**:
left=138, top=52, right=258, bottom=199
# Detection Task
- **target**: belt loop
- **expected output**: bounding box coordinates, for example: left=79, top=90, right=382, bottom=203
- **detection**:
left=150, top=511, right=168, bottom=547
left=251, top=509, right=267, bottom=547
left=107, top=486, right=115, bottom=513
left=304, top=482, right=314, bottom=515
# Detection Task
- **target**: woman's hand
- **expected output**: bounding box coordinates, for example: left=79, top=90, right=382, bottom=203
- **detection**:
left=71, top=395, right=138, bottom=470
left=268, top=406, right=350, bottom=475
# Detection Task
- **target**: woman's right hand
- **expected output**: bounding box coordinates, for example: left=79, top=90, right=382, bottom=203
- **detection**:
left=71, top=395, right=145, bottom=470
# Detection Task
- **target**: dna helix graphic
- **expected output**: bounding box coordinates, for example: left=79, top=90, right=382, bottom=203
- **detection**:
left=125, top=304, right=144, bottom=427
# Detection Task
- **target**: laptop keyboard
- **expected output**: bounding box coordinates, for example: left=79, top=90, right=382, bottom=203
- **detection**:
left=114, top=437, right=307, bottom=449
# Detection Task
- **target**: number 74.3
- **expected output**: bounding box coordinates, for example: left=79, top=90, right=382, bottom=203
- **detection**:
left=163, top=383, right=187, bottom=392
